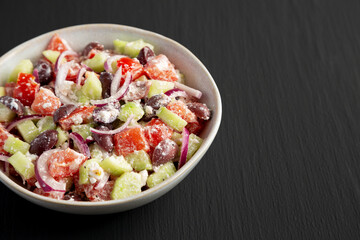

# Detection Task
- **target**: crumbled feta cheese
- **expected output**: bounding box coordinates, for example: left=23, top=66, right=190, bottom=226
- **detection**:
left=71, top=114, right=83, bottom=125
left=26, top=152, right=38, bottom=162
left=87, top=161, right=105, bottom=184
left=145, top=105, right=153, bottom=115
left=139, top=170, right=148, bottom=187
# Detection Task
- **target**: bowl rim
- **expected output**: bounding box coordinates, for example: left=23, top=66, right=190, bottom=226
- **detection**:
left=0, top=23, right=222, bottom=207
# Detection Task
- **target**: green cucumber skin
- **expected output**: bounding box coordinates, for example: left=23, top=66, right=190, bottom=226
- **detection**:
left=156, top=107, right=187, bottom=132
left=111, top=172, right=142, bottom=200
left=146, top=162, right=176, bottom=188
left=4, top=136, right=30, bottom=155
left=17, top=120, right=40, bottom=143
left=8, top=152, right=35, bottom=179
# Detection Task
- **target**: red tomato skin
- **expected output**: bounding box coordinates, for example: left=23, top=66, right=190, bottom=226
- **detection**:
left=13, top=73, right=40, bottom=106
left=117, top=57, right=144, bottom=81
left=113, top=127, right=150, bottom=157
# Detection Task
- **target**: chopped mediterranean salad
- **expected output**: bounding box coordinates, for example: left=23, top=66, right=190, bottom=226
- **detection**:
left=0, top=34, right=211, bottom=201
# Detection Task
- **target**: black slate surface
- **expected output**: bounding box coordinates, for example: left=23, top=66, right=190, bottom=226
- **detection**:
left=1, top=0, right=360, bottom=239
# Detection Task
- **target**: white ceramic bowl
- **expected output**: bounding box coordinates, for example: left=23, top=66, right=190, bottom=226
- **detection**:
left=0, top=24, right=222, bottom=214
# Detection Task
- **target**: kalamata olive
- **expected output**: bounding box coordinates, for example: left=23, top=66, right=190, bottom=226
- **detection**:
left=137, top=46, right=155, bottom=65
left=29, top=130, right=58, bottom=155
left=152, top=139, right=179, bottom=166
left=92, top=102, right=120, bottom=124
left=99, top=72, right=113, bottom=99
left=34, top=59, right=54, bottom=85
left=187, top=102, right=211, bottom=120
left=123, top=81, right=151, bottom=101
left=92, top=126, right=114, bottom=152
left=53, top=104, right=77, bottom=123
left=0, top=96, right=25, bottom=116
left=146, top=94, right=171, bottom=110
left=82, top=42, right=104, bottom=56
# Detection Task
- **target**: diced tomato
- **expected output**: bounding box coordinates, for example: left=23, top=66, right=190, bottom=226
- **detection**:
left=116, top=57, right=144, bottom=82
left=73, top=174, right=113, bottom=201
left=144, top=54, right=179, bottom=82
left=34, top=188, right=65, bottom=200
left=144, top=119, right=173, bottom=148
left=48, top=148, right=88, bottom=179
left=66, top=61, right=81, bottom=81
left=13, top=73, right=40, bottom=106
left=113, top=127, right=150, bottom=156
left=166, top=100, right=197, bottom=123
left=46, top=33, right=71, bottom=53
left=58, top=105, right=96, bottom=130
left=0, top=126, right=10, bottom=154
left=85, top=181, right=114, bottom=202
left=26, top=177, right=37, bottom=187
left=4, top=82, right=15, bottom=97
left=31, top=87, right=61, bottom=115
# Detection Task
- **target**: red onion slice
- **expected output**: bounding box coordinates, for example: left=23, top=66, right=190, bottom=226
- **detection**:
left=178, top=127, right=189, bottom=169
left=94, top=172, right=110, bottom=190
left=164, top=88, right=188, bottom=99
left=6, top=115, right=43, bottom=132
left=35, top=149, right=66, bottom=192
left=54, top=50, right=77, bottom=73
left=55, top=61, right=79, bottom=106
left=33, top=68, right=40, bottom=83
left=69, top=132, right=91, bottom=158
left=81, top=62, right=93, bottom=71
left=76, top=67, right=87, bottom=87
left=174, top=82, right=202, bottom=99
left=110, top=66, right=122, bottom=96
left=104, top=55, right=125, bottom=73
left=0, top=154, right=9, bottom=162
left=4, top=162, right=9, bottom=176
left=90, top=114, right=134, bottom=135
left=90, top=72, right=132, bottom=106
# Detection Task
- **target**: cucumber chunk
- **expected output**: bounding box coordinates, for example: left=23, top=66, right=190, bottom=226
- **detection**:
left=8, top=59, right=33, bottom=83
left=135, top=75, right=148, bottom=82
left=187, top=134, right=203, bottom=160
left=17, top=120, right=40, bottom=143
left=24, top=106, right=37, bottom=116
left=90, top=143, right=108, bottom=160
left=111, top=172, right=142, bottom=200
left=100, top=155, right=133, bottom=176
left=124, top=39, right=154, bottom=58
left=42, top=50, right=60, bottom=64
left=4, top=135, right=30, bottom=155
left=147, top=162, right=176, bottom=188
left=113, top=39, right=128, bottom=54
left=125, top=150, right=152, bottom=171
left=147, top=80, right=174, bottom=98
left=177, top=73, right=186, bottom=84
left=156, top=107, right=187, bottom=132
left=56, top=127, right=68, bottom=147
left=37, top=116, right=56, bottom=133
left=78, top=72, right=102, bottom=101
left=79, top=159, right=103, bottom=185
left=0, top=103, right=16, bottom=122
left=71, top=123, right=94, bottom=140
left=0, top=87, right=6, bottom=97
left=83, top=52, right=108, bottom=72
left=8, top=152, right=35, bottom=179
left=118, top=102, right=144, bottom=122
left=171, top=132, right=183, bottom=145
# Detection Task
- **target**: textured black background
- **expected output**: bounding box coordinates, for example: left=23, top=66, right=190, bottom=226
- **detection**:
left=1, top=0, right=360, bottom=239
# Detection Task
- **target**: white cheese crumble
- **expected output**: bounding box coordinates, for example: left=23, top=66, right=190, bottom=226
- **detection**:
left=87, top=161, right=105, bottom=184
left=139, top=170, right=148, bottom=187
